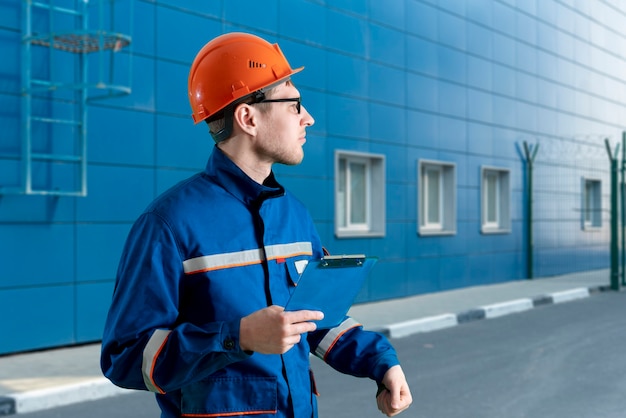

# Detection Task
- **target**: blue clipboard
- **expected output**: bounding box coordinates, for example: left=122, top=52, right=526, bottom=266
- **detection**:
left=284, top=255, right=378, bottom=329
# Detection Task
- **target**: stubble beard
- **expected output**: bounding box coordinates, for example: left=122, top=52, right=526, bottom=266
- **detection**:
left=259, top=138, right=304, bottom=166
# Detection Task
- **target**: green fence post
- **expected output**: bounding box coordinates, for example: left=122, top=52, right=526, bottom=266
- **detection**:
left=523, top=141, right=539, bottom=280
left=622, top=131, right=626, bottom=287
left=605, top=139, right=620, bottom=291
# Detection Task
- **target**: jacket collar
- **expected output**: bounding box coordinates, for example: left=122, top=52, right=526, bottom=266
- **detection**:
left=204, top=146, right=285, bottom=206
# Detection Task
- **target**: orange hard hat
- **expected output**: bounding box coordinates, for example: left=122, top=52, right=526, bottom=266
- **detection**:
left=188, top=32, right=304, bottom=125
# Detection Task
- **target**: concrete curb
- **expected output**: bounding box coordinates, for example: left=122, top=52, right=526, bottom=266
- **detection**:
left=0, top=284, right=612, bottom=416
left=379, top=285, right=608, bottom=340
left=0, top=378, right=131, bottom=416
left=385, top=314, right=458, bottom=339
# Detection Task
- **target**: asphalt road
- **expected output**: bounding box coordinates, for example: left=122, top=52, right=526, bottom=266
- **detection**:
left=313, top=291, right=626, bottom=418
left=18, top=291, right=626, bottom=418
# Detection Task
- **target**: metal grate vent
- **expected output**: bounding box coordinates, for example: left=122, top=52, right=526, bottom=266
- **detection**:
left=30, top=31, right=131, bottom=54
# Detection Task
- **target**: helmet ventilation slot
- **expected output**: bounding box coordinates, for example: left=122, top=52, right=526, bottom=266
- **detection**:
left=248, top=60, right=267, bottom=69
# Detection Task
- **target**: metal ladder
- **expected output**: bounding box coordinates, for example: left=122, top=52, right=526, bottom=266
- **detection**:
left=14, top=0, right=131, bottom=197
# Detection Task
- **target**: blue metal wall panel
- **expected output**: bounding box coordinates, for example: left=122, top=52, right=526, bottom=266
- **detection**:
left=407, top=37, right=438, bottom=78
left=130, top=1, right=156, bottom=56
left=88, top=108, right=155, bottom=166
left=76, top=166, right=154, bottom=222
left=156, top=115, right=210, bottom=169
left=76, top=282, right=114, bottom=342
left=370, top=0, right=404, bottom=28
left=0, top=93, right=20, bottom=154
left=407, top=74, right=438, bottom=111
left=224, top=0, right=278, bottom=32
left=406, top=258, right=440, bottom=295
left=370, top=63, right=406, bottom=106
left=328, top=53, right=369, bottom=98
left=0, top=32, right=20, bottom=92
left=0, top=286, right=74, bottom=355
left=370, top=103, right=406, bottom=145
left=299, top=89, right=327, bottom=134
left=155, top=60, right=188, bottom=115
left=327, top=10, right=368, bottom=57
left=76, top=224, right=130, bottom=282
left=278, top=0, right=326, bottom=46
left=95, top=54, right=155, bottom=111
left=275, top=135, right=329, bottom=180
left=364, top=260, right=408, bottom=302
left=0, top=2, right=18, bottom=29
left=0, top=224, right=74, bottom=288
left=0, top=0, right=623, bottom=353
left=379, top=149, right=408, bottom=188
left=327, top=95, right=369, bottom=139
left=371, top=27, right=404, bottom=70
left=439, top=118, right=467, bottom=153
left=156, top=9, right=219, bottom=64
left=280, top=41, right=327, bottom=97
left=155, top=168, right=198, bottom=196
left=440, top=255, right=471, bottom=290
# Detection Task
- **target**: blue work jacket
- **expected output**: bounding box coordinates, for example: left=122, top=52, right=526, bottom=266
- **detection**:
left=101, top=146, right=399, bottom=417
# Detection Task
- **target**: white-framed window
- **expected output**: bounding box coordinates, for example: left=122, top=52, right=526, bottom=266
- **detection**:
left=481, top=166, right=511, bottom=234
left=582, top=177, right=602, bottom=229
left=335, top=151, right=385, bottom=238
left=418, top=160, right=456, bottom=235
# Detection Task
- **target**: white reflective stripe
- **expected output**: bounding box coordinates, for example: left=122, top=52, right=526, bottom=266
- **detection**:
left=183, top=242, right=313, bottom=274
left=314, top=317, right=361, bottom=360
left=265, top=242, right=312, bottom=260
left=183, top=248, right=264, bottom=274
left=142, top=329, right=171, bottom=393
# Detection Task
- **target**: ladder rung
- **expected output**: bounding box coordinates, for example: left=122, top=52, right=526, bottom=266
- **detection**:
left=26, top=188, right=86, bottom=197
left=30, top=116, right=81, bottom=126
left=31, top=153, right=82, bottom=163
left=27, top=79, right=86, bottom=93
left=28, top=79, right=93, bottom=92
left=30, top=79, right=58, bottom=87
left=26, top=80, right=63, bottom=93
left=31, top=2, right=81, bottom=16
left=0, top=186, right=25, bottom=195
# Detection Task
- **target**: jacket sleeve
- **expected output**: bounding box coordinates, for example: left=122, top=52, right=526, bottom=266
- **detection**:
left=307, top=317, right=400, bottom=384
left=100, top=211, right=251, bottom=393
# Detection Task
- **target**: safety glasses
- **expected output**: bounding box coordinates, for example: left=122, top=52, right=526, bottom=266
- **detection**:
left=255, top=97, right=301, bottom=114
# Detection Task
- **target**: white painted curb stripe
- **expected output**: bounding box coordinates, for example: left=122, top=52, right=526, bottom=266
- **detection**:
left=4, top=286, right=604, bottom=414
left=386, top=314, right=458, bottom=339
left=481, top=298, right=533, bottom=319
left=12, top=378, right=131, bottom=414
left=550, top=287, right=590, bottom=304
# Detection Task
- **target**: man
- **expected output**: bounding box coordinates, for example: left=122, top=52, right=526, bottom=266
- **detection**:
left=101, top=32, right=412, bottom=417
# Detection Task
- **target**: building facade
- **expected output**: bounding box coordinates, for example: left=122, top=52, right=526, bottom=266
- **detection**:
left=0, top=0, right=623, bottom=354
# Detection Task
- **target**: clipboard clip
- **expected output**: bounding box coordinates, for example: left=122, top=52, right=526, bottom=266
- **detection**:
left=319, top=254, right=366, bottom=268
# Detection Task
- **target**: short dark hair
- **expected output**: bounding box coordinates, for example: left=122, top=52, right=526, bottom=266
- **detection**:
left=207, top=81, right=288, bottom=143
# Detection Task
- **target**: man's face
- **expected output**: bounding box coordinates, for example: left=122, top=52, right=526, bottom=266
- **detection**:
left=253, top=82, right=315, bottom=166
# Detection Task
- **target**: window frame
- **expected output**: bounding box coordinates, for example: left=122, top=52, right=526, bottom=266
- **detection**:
left=422, top=164, right=443, bottom=229
left=582, top=177, right=602, bottom=230
left=480, top=166, right=511, bottom=234
left=339, top=155, right=371, bottom=232
left=335, top=150, right=386, bottom=238
left=418, top=159, right=456, bottom=236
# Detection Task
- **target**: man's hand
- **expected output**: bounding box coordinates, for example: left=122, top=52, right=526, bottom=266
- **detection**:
left=376, top=365, right=412, bottom=416
left=239, top=306, right=324, bottom=354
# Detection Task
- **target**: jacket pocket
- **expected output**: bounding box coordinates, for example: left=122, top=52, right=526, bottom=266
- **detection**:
left=181, top=376, right=277, bottom=417
left=285, top=258, right=309, bottom=287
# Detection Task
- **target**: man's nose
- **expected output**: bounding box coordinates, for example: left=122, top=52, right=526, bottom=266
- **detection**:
left=301, top=105, right=315, bottom=127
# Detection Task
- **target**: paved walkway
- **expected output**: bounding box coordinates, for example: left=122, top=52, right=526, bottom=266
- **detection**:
left=0, top=269, right=613, bottom=415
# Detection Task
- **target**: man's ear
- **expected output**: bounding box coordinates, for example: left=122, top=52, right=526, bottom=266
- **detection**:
left=232, top=103, right=257, bottom=136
